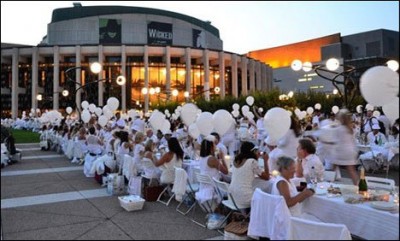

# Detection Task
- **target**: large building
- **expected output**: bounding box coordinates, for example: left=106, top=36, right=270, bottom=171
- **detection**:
left=1, top=4, right=273, bottom=118
left=248, top=29, right=399, bottom=97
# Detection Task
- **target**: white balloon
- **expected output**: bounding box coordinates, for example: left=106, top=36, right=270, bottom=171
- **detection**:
left=246, top=96, right=255, bottom=106
left=294, top=108, right=301, bottom=116
left=88, top=103, right=96, bottom=113
left=258, top=107, right=263, bottom=114
left=382, top=97, right=399, bottom=125
left=306, top=107, right=314, bottom=115
left=196, top=112, right=214, bottom=136
left=299, top=111, right=307, bottom=120
left=160, top=119, right=171, bottom=134
left=314, top=103, right=322, bottom=110
left=95, top=107, right=102, bottom=117
left=81, top=109, right=91, bottom=123
left=263, top=107, right=291, bottom=140
left=232, top=103, right=240, bottom=111
left=98, top=115, right=108, bottom=127
left=149, top=111, right=166, bottom=131
left=66, top=107, right=73, bottom=114
left=103, top=106, right=113, bottom=119
left=81, top=101, right=89, bottom=109
left=372, top=110, right=381, bottom=118
left=213, top=109, right=235, bottom=136
left=331, top=106, right=339, bottom=114
left=188, top=123, right=200, bottom=139
left=241, top=105, right=250, bottom=115
left=107, top=97, right=120, bottom=111
left=231, top=110, right=240, bottom=118
left=360, top=66, right=399, bottom=106
left=181, top=103, right=199, bottom=126
left=356, top=105, right=363, bottom=114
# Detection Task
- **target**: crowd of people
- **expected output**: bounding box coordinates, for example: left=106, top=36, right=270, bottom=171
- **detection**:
left=1, top=106, right=399, bottom=220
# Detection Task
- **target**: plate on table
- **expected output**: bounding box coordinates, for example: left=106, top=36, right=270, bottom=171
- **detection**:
left=370, top=201, right=396, bottom=211
left=315, top=188, right=328, bottom=195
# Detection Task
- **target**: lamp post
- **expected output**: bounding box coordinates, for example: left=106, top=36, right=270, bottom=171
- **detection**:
left=63, top=62, right=126, bottom=121
left=291, top=58, right=399, bottom=108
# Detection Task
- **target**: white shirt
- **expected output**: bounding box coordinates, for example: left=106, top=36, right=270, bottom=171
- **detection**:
left=298, top=154, right=324, bottom=182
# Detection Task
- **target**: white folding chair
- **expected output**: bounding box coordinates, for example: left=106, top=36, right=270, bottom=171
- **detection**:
left=191, top=171, right=217, bottom=227
left=156, top=168, right=176, bottom=206
left=212, top=177, right=250, bottom=229
left=288, top=216, right=351, bottom=240
left=141, top=157, right=160, bottom=186
left=365, top=176, right=395, bottom=190
left=176, top=167, right=199, bottom=215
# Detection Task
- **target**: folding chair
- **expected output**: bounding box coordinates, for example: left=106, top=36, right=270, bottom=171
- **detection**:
left=176, top=167, right=199, bottom=215
left=157, top=168, right=176, bottom=206
left=212, top=177, right=250, bottom=230
left=191, top=171, right=218, bottom=227
left=141, top=157, right=160, bottom=187
left=365, top=176, right=395, bottom=190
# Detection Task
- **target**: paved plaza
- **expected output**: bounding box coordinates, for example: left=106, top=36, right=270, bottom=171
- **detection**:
left=1, top=143, right=223, bottom=240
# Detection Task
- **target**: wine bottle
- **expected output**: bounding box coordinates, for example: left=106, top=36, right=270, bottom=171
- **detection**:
left=358, top=167, right=368, bottom=193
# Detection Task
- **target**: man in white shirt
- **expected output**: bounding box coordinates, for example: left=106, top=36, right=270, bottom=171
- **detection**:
left=295, top=138, right=324, bottom=182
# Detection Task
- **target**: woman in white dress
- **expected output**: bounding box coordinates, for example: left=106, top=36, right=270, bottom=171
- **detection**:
left=155, top=137, right=183, bottom=184
left=229, top=141, right=270, bottom=209
left=271, top=156, right=315, bottom=218
left=331, top=109, right=359, bottom=185
left=278, top=116, right=302, bottom=159
left=196, top=136, right=228, bottom=209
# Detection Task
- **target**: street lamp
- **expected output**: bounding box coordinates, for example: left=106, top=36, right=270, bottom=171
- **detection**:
left=291, top=58, right=399, bottom=108
left=63, top=62, right=126, bottom=121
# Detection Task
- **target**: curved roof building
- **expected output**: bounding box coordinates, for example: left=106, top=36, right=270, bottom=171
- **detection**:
left=1, top=4, right=272, bottom=118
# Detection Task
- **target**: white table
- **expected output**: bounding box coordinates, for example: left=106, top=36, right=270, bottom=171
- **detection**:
left=302, top=189, right=399, bottom=240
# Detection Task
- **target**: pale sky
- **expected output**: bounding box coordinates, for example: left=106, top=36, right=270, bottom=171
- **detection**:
left=1, top=1, right=399, bottom=54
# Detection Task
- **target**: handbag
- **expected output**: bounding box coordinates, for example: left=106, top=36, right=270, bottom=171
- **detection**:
left=143, top=185, right=164, bottom=201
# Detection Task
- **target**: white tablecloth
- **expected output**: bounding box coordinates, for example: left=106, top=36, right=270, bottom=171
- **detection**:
left=302, top=191, right=399, bottom=240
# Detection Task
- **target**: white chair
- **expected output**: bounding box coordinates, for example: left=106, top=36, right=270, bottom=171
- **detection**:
left=248, top=188, right=291, bottom=240
left=191, top=172, right=217, bottom=227
left=141, top=157, right=160, bottom=186
left=288, top=216, right=351, bottom=240
left=176, top=167, right=199, bottom=215
left=212, top=177, right=250, bottom=230
left=156, top=169, right=176, bottom=206
left=365, top=176, right=395, bottom=190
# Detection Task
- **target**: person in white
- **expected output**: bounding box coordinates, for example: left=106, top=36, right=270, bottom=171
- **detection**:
left=312, top=109, right=322, bottom=130
left=271, top=156, right=315, bottom=218
left=222, top=121, right=238, bottom=158
left=196, top=136, right=229, bottom=210
left=278, top=116, right=302, bottom=159
left=154, top=137, right=183, bottom=184
left=362, top=110, right=379, bottom=134
left=132, top=132, right=146, bottom=174
left=295, top=138, right=324, bottom=182
left=229, top=141, right=270, bottom=209
left=264, top=136, right=285, bottom=173
left=330, top=109, right=359, bottom=185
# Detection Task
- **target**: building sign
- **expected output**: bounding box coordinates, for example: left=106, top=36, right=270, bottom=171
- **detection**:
left=99, top=19, right=121, bottom=44
left=193, top=29, right=206, bottom=48
left=147, top=22, right=173, bottom=46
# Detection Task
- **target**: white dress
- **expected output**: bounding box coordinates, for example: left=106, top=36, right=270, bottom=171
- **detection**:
left=159, top=153, right=182, bottom=184
left=196, top=155, right=221, bottom=203
left=271, top=176, right=302, bottom=217
left=278, top=130, right=300, bottom=159
left=229, top=158, right=263, bottom=208
left=331, top=125, right=358, bottom=166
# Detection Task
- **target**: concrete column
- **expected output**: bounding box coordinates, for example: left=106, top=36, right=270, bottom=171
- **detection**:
left=203, top=49, right=210, bottom=101
left=144, top=45, right=149, bottom=113
left=185, top=48, right=191, bottom=96
left=261, top=64, right=266, bottom=91
left=11, top=48, right=19, bottom=119
left=267, top=66, right=273, bottom=91
left=256, top=62, right=262, bottom=90
left=165, top=46, right=171, bottom=101
left=218, top=51, right=225, bottom=98
left=31, top=47, right=38, bottom=115
left=241, top=56, right=248, bottom=96
left=53, top=46, right=60, bottom=110
left=231, top=54, right=238, bottom=98
left=249, top=59, right=255, bottom=91
left=75, top=46, right=81, bottom=112
left=121, top=45, right=127, bottom=111
left=98, top=45, right=104, bottom=106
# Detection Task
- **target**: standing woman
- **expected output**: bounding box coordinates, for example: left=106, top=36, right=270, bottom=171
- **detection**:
left=331, top=109, right=359, bottom=185
left=154, top=137, right=184, bottom=184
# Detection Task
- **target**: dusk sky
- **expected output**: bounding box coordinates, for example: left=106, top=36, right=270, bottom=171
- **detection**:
left=1, top=1, right=398, bottom=54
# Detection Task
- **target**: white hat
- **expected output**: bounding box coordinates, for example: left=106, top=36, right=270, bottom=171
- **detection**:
left=264, top=136, right=278, bottom=146
left=116, top=119, right=125, bottom=128
left=372, top=123, right=380, bottom=130
left=205, top=135, right=216, bottom=142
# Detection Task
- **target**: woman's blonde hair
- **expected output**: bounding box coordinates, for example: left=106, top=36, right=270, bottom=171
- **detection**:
left=135, top=132, right=145, bottom=143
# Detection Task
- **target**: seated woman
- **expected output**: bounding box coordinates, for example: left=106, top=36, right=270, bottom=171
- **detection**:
left=142, top=139, right=161, bottom=180
left=154, top=137, right=183, bottom=185
left=229, top=141, right=270, bottom=209
left=271, top=156, right=315, bottom=218
left=195, top=136, right=229, bottom=210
